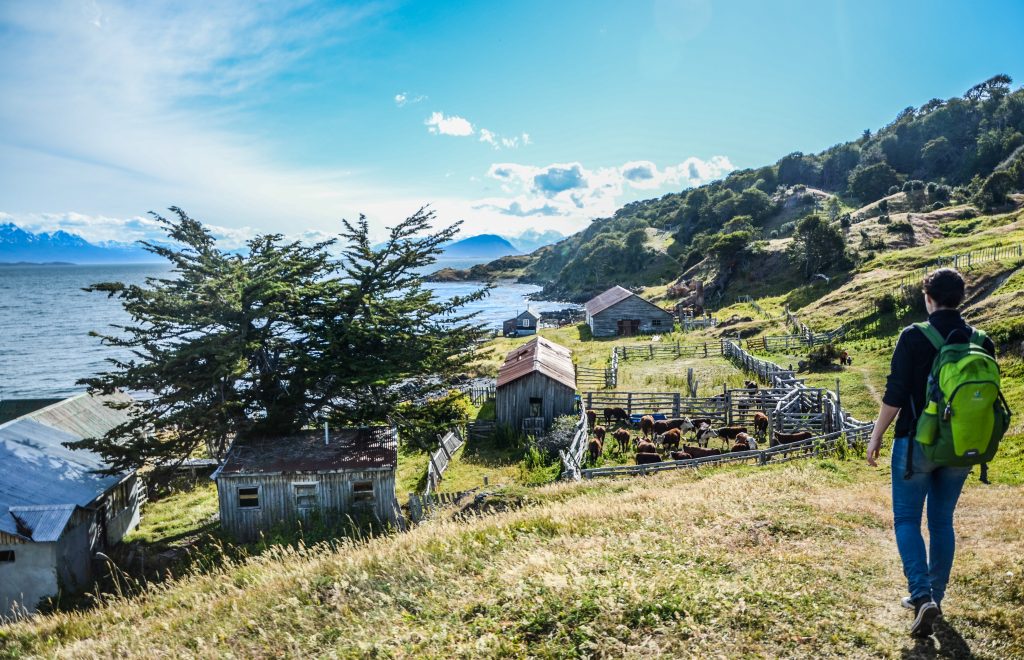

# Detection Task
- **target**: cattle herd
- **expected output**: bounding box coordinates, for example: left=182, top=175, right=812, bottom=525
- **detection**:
left=584, top=379, right=816, bottom=467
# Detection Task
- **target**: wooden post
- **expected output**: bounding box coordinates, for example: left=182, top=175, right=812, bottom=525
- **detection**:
left=627, top=392, right=633, bottom=416
left=673, top=392, right=681, bottom=418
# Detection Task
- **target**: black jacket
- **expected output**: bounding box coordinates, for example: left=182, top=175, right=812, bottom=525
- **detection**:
left=882, top=309, right=996, bottom=437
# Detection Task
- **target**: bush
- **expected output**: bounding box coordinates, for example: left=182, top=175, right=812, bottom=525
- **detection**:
left=930, top=201, right=946, bottom=211
left=839, top=213, right=852, bottom=228
left=875, top=293, right=897, bottom=314
left=535, top=414, right=581, bottom=457
left=769, top=229, right=779, bottom=239
left=903, top=179, right=925, bottom=192
left=886, top=220, right=914, bottom=234
left=878, top=199, right=888, bottom=212
left=806, top=343, right=843, bottom=370
left=779, top=221, right=796, bottom=235
left=878, top=214, right=891, bottom=224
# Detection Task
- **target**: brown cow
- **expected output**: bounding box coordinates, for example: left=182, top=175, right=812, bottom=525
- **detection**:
left=682, top=445, right=724, bottom=459
left=611, top=428, right=631, bottom=454
left=653, top=420, right=670, bottom=436
left=588, top=437, right=603, bottom=464
left=636, top=440, right=659, bottom=455
left=586, top=409, right=598, bottom=428
left=689, top=417, right=713, bottom=430
left=734, top=432, right=758, bottom=450
left=668, top=451, right=693, bottom=461
left=666, top=418, right=696, bottom=434
left=772, top=430, right=814, bottom=447
left=744, top=380, right=758, bottom=391
left=635, top=452, right=663, bottom=465
left=715, top=426, right=748, bottom=441
left=592, top=425, right=607, bottom=443
left=658, top=428, right=682, bottom=451
left=752, top=412, right=769, bottom=440
left=640, top=415, right=655, bottom=439
left=604, top=407, right=629, bottom=425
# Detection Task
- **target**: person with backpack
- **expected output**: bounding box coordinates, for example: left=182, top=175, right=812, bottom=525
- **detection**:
left=866, top=268, right=1010, bottom=637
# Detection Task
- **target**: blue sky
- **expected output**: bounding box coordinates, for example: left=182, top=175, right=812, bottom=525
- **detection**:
left=1, top=0, right=1022, bottom=246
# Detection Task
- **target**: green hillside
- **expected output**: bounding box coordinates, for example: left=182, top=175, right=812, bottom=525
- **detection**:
left=439, top=76, right=1024, bottom=303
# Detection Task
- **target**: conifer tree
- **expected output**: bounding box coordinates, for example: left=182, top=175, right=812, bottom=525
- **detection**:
left=72, top=207, right=488, bottom=472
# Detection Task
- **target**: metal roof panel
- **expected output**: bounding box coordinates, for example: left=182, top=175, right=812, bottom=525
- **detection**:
left=496, top=336, right=576, bottom=390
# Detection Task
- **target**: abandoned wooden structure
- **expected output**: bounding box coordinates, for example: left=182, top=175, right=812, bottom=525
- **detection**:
left=496, top=336, right=577, bottom=434
left=501, top=308, right=540, bottom=337
left=0, top=392, right=144, bottom=614
left=212, top=427, right=400, bottom=541
left=584, top=285, right=675, bottom=337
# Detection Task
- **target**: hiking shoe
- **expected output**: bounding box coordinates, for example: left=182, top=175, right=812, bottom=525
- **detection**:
left=911, top=598, right=940, bottom=637
left=902, top=596, right=942, bottom=617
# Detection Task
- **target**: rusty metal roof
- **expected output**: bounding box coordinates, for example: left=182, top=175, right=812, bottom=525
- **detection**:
left=584, top=285, right=672, bottom=318
left=584, top=285, right=635, bottom=316
left=216, top=427, right=397, bottom=476
left=496, top=336, right=576, bottom=390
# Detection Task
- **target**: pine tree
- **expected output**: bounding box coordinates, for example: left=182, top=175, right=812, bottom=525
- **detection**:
left=71, top=207, right=488, bottom=472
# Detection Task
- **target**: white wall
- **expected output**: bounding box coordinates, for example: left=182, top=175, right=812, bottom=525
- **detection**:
left=0, top=541, right=57, bottom=616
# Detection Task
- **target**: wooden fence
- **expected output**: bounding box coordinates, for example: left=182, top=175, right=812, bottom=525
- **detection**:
left=581, top=390, right=729, bottom=424
left=423, top=429, right=464, bottom=497
left=459, top=383, right=495, bottom=406
left=679, top=315, right=719, bottom=331
left=465, top=420, right=495, bottom=441
left=891, top=243, right=1024, bottom=300
left=614, top=340, right=726, bottom=361
left=407, top=488, right=477, bottom=522
left=576, top=366, right=608, bottom=390
left=558, top=406, right=591, bottom=481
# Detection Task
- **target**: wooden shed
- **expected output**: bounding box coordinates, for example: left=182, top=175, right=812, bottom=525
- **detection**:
left=502, top=308, right=540, bottom=337
left=212, top=427, right=400, bottom=541
left=496, top=337, right=577, bottom=434
left=584, top=285, right=675, bottom=337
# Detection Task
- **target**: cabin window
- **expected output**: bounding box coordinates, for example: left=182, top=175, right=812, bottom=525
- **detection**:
left=0, top=550, right=14, bottom=563
left=520, top=317, right=530, bottom=327
left=353, top=481, right=374, bottom=502
left=529, top=397, right=543, bottom=417
left=237, top=486, right=260, bottom=509
left=651, top=319, right=663, bottom=327
left=293, top=483, right=319, bottom=510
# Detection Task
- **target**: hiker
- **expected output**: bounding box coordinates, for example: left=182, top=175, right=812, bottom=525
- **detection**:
left=866, top=268, right=1008, bottom=637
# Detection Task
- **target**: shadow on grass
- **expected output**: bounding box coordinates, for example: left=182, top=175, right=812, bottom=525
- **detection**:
left=900, top=618, right=975, bottom=659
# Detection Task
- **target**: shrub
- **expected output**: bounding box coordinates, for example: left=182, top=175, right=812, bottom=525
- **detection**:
left=888, top=185, right=901, bottom=195
left=878, top=214, right=891, bottom=224
left=878, top=199, right=888, bottom=212
left=875, top=293, right=897, bottom=314
left=930, top=201, right=946, bottom=211
left=806, top=343, right=843, bottom=369
left=769, top=229, right=779, bottom=239
left=839, top=213, right=852, bottom=228
left=535, top=414, right=581, bottom=457
left=886, top=220, right=914, bottom=234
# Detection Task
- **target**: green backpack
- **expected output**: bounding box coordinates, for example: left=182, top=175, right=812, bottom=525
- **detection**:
left=914, top=321, right=1011, bottom=466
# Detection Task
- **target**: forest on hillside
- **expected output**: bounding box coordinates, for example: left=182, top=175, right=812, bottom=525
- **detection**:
left=456, top=75, right=1024, bottom=302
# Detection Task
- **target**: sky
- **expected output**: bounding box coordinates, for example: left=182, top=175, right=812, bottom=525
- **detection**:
left=1, top=0, right=1023, bottom=248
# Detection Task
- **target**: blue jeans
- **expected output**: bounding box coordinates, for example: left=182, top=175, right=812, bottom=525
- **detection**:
left=891, top=436, right=971, bottom=605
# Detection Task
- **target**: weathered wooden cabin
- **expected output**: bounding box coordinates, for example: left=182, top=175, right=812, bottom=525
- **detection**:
left=584, top=285, right=675, bottom=337
left=0, top=392, right=144, bottom=614
left=496, top=337, right=577, bottom=434
left=212, top=427, right=400, bottom=541
left=502, top=308, right=540, bottom=337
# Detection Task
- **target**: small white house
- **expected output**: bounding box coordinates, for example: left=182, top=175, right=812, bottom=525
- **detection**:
left=502, top=308, right=541, bottom=337
left=0, top=393, right=143, bottom=616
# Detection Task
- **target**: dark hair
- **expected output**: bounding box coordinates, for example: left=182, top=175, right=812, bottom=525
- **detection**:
left=923, top=268, right=965, bottom=308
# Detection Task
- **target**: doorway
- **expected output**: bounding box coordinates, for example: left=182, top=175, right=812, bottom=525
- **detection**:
left=616, top=319, right=640, bottom=336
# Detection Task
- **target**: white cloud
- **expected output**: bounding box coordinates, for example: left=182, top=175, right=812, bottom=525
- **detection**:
left=479, top=128, right=499, bottom=148
left=394, top=91, right=426, bottom=107
left=480, top=156, right=733, bottom=223
left=424, top=111, right=475, bottom=136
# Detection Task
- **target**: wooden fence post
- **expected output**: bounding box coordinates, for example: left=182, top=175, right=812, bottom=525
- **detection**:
left=673, top=393, right=681, bottom=418
left=627, top=392, right=633, bottom=416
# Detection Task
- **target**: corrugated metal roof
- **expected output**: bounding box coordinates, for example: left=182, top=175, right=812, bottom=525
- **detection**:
left=0, top=399, right=62, bottom=425
left=217, top=428, right=397, bottom=476
left=0, top=393, right=134, bottom=541
left=7, top=505, right=78, bottom=542
left=496, top=336, right=576, bottom=390
left=584, top=285, right=635, bottom=316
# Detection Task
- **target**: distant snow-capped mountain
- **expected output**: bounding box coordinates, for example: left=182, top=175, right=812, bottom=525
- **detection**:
left=503, top=229, right=564, bottom=253
left=0, top=223, right=162, bottom=264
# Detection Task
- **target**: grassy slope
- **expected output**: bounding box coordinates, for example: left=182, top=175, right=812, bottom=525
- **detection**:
left=3, top=460, right=1022, bottom=658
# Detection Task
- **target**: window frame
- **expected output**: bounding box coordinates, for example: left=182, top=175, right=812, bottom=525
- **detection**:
left=292, top=482, right=320, bottom=510
left=352, top=480, right=375, bottom=503
left=237, top=485, right=261, bottom=510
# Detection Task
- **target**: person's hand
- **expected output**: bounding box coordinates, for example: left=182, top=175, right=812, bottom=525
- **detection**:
left=866, top=435, right=882, bottom=467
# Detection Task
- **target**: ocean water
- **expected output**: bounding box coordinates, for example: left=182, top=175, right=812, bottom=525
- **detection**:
left=0, top=264, right=573, bottom=399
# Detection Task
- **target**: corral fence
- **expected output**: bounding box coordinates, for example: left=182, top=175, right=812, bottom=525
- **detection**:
left=581, top=422, right=874, bottom=479
left=733, top=295, right=775, bottom=320
left=458, top=383, right=495, bottom=406
left=465, top=420, right=495, bottom=441
left=614, top=340, right=726, bottom=361
left=558, top=406, right=591, bottom=481
left=582, top=390, right=729, bottom=425
left=423, top=429, right=465, bottom=497
left=679, top=314, right=719, bottom=331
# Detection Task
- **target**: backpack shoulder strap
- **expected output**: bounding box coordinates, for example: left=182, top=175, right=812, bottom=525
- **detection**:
left=913, top=322, right=944, bottom=350
left=969, top=328, right=989, bottom=349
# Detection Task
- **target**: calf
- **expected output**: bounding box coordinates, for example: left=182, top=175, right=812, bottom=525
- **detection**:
left=604, top=407, right=628, bottom=425
left=735, top=432, right=758, bottom=450
left=635, top=452, right=663, bottom=465
left=689, top=417, right=713, bottom=430
left=752, top=412, right=769, bottom=440
left=586, top=409, right=597, bottom=428
left=636, top=440, right=659, bottom=455
left=653, top=420, right=670, bottom=436
left=592, top=425, right=606, bottom=443
left=640, top=415, right=655, bottom=439
left=772, top=430, right=814, bottom=447
left=659, top=428, right=682, bottom=451
left=668, top=451, right=693, bottom=461
left=666, top=418, right=696, bottom=434
left=695, top=423, right=715, bottom=448
left=715, top=426, right=748, bottom=441
left=611, top=428, right=631, bottom=454
left=744, top=379, right=758, bottom=391
left=682, top=445, right=724, bottom=459
left=588, top=437, right=603, bottom=464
